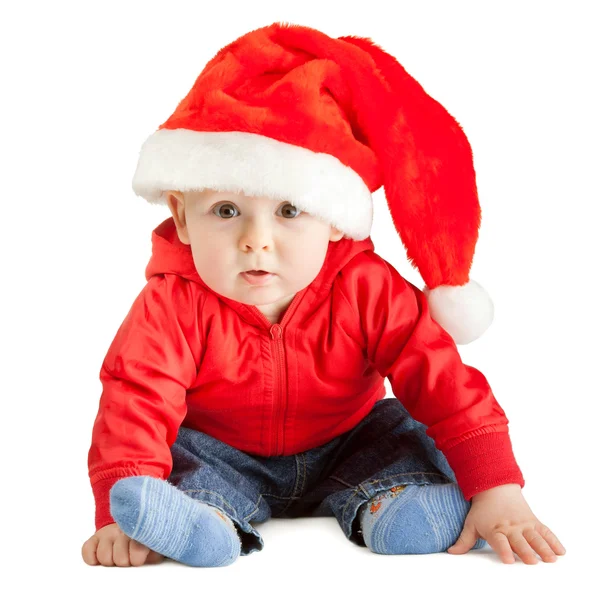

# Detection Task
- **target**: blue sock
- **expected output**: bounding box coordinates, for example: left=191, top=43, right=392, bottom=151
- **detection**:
left=109, top=476, right=241, bottom=567
left=359, top=483, right=488, bottom=554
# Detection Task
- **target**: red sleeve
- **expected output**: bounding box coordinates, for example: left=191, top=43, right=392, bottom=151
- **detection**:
left=351, top=253, right=525, bottom=501
left=87, top=275, right=201, bottom=531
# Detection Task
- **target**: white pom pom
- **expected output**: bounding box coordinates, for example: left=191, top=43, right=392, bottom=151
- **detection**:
left=423, top=280, right=494, bottom=345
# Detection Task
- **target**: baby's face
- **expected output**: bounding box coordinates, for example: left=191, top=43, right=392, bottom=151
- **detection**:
left=166, top=189, right=344, bottom=321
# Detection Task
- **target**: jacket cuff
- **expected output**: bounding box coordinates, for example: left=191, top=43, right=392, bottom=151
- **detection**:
left=442, top=431, right=525, bottom=501
left=92, top=476, right=121, bottom=531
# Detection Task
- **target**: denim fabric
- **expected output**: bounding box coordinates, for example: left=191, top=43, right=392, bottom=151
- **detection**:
left=167, top=397, right=460, bottom=556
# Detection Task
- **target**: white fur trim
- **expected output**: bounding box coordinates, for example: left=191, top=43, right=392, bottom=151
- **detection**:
left=131, top=129, right=373, bottom=240
left=423, top=280, right=494, bottom=345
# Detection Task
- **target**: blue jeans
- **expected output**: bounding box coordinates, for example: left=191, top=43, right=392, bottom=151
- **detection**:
left=167, top=397, right=461, bottom=556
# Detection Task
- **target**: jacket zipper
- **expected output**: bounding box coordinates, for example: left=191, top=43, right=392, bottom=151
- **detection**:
left=252, top=292, right=303, bottom=455
left=270, top=323, right=286, bottom=454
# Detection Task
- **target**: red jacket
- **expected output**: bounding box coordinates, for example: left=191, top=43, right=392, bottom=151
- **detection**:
left=88, top=217, right=524, bottom=531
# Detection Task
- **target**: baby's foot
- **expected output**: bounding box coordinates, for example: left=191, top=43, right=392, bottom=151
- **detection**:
left=359, top=483, right=488, bottom=554
left=110, top=476, right=241, bottom=567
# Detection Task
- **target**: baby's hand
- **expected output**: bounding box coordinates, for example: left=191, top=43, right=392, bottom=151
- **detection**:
left=447, top=484, right=567, bottom=564
left=81, top=523, right=165, bottom=567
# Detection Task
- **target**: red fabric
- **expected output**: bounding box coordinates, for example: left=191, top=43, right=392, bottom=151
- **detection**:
left=88, top=217, right=524, bottom=531
left=159, top=24, right=382, bottom=194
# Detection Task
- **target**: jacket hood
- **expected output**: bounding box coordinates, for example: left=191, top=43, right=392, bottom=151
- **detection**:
left=145, top=217, right=375, bottom=323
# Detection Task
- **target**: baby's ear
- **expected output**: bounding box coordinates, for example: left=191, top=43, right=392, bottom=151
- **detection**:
left=165, top=191, right=190, bottom=245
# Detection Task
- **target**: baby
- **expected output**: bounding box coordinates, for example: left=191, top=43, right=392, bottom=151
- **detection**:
left=81, top=23, right=566, bottom=567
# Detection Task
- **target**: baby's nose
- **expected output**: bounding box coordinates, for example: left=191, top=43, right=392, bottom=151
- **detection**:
left=240, top=220, right=274, bottom=251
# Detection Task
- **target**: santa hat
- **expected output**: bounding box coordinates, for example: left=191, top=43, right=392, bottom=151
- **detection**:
left=132, top=22, right=494, bottom=344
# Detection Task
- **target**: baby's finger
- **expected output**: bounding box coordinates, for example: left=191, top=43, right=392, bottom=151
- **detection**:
left=507, top=530, right=538, bottom=565
left=487, top=531, right=515, bottom=564
left=113, top=534, right=132, bottom=567
left=539, top=525, right=566, bottom=556
left=523, top=527, right=557, bottom=563
left=81, top=536, right=100, bottom=566
left=129, top=539, right=151, bottom=567
left=96, top=536, right=116, bottom=567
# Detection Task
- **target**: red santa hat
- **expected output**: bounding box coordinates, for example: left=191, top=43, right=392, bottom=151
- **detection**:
left=132, top=22, right=494, bottom=344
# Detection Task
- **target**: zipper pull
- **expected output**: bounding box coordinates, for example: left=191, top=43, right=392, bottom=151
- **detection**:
left=270, top=324, right=283, bottom=340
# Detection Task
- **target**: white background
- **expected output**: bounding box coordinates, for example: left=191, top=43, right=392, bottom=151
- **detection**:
left=1, top=0, right=598, bottom=597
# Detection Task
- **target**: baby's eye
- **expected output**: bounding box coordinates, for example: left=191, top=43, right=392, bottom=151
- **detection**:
left=278, top=203, right=302, bottom=219
left=213, top=203, right=239, bottom=219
